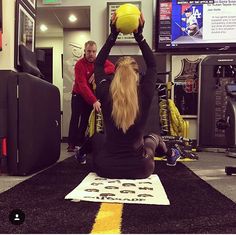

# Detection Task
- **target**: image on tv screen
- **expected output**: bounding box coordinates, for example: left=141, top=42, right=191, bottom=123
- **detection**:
left=157, top=0, right=236, bottom=52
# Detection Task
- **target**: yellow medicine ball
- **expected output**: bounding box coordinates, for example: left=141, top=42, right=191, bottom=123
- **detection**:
left=115, top=3, right=141, bottom=35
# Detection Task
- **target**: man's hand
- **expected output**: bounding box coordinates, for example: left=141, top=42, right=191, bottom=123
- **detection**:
left=93, top=100, right=101, bottom=112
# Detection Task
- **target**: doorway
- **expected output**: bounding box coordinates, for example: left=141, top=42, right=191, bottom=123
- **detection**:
left=36, top=47, right=53, bottom=83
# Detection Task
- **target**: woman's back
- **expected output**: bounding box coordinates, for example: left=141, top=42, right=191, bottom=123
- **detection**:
left=99, top=74, right=155, bottom=156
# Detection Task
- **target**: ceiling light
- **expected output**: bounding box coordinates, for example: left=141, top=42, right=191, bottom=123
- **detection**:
left=69, top=14, right=77, bottom=22
left=40, top=24, right=48, bottom=32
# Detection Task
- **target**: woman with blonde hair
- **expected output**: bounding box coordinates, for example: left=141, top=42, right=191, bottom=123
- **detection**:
left=75, top=14, right=180, bottom=178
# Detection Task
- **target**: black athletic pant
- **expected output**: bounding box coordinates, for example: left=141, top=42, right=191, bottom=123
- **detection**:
left=68, top=93, right=92, bottom=146
left=78, top=133, right=169, bottom=179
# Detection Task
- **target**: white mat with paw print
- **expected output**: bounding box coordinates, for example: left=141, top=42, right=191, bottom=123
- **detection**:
left=65, top=172, right=170, bottom=205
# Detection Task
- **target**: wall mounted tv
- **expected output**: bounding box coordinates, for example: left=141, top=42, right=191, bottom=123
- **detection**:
left=156, top=0, right=236, bottom=54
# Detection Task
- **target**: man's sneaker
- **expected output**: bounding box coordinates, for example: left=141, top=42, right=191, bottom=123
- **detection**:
left=166, top=148, right=181, bottom=166
left=74, top=152, right=87, bottom=164
left=67, top=144, right=75, bottom=152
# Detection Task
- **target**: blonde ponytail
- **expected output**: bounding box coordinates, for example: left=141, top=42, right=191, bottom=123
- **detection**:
left=110, top=56, right=139, bottom=133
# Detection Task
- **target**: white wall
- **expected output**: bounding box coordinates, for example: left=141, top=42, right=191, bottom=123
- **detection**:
left=0, top=0, right=16, bottom=70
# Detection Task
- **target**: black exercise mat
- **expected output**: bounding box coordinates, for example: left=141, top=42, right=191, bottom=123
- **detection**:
left=1, top=156, right=236, bottom=233
left=0, top=157, right=100, bottom=234
left=123, top=163, right=236, bottom=233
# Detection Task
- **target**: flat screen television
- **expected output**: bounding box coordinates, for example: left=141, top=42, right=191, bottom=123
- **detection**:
left=156, top=0, right=236, bottom=54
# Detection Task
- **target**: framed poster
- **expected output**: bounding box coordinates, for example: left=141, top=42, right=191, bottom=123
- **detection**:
left=107, top=1, right=141, bottom=44
left=23, top=0, right=37, bottom=14
left=15, top=0, right=36, bottom=69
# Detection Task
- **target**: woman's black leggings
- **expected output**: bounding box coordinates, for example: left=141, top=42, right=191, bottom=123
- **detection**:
left=78, top=133, right=169, bottom=179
